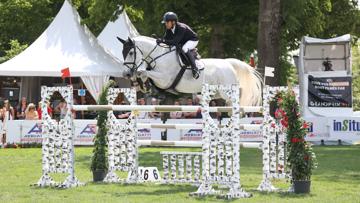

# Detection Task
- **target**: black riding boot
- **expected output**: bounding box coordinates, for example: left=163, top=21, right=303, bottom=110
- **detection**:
left=186, top=51, right=200, bottom=79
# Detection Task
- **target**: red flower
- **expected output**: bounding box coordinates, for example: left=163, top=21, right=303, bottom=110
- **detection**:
left=281, top=119, right=288, bottom=128
left=304, top=155, right=310, bottom=161
left=284, top=115, right=288, bottom=122
left=303, top=122, right=309, bottom=129
left=275, top=109, right=282, bottom=119
left=271, top=123, right=276, bottom=128
left=291, top=138, right=304, bottom=143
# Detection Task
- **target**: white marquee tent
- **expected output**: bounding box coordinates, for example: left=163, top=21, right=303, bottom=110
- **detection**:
left=0, top=0, right=125, bottom=101
left=98, top=10, right=139, bottom=61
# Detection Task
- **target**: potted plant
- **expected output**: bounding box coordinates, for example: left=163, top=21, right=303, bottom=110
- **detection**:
left=275, top=87, right=317, bottom=194
left=90, top=80, right=115, bottom=181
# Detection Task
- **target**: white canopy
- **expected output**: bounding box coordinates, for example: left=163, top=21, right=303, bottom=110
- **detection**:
left=0, top=0, right=124, bottom=100
left=97, top=10, right=139, bottom=61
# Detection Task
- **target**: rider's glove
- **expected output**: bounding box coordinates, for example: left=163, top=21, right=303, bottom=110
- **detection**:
left=156, top=38, right=164, bottom=44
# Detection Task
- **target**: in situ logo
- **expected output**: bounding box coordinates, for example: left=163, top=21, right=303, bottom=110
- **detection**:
left=333, top=119, right=360, bottom=131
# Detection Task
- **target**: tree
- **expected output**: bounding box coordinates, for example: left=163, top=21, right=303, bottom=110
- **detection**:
left=85, top=0, right=259, bottom=59
left=0, top=40, right=28, bottom=63
left=257, top=0, right=282, bottom=86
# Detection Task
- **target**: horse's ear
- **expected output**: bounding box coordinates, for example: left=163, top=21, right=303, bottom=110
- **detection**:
left=128, top=37, right=134, bottom=45
left=117, top=37, right=126, bottom=44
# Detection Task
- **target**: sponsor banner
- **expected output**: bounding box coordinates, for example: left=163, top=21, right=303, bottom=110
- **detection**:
left=308, top=76, right=352, bottom=108
left=329, top=117, right=360, bottom=143
left=6, top=121, right=21, bottom=143
left=223, top=117, right=263, bottom=141
left=167, top=118, right=264, bottom=142
left=303, top=117, right=329, bottom=141
left=74, top=120, right=97, bottom=145
left=136, top=119, right=162, bottom=140
left=166, top=119, right=204, bottom=141
left=6, top=119, right=162, bottom=145
left=21, top=120, right=43, bottom=143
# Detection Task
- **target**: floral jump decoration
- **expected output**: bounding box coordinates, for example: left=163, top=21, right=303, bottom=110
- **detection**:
left=275, top=85, right=317, bottom=193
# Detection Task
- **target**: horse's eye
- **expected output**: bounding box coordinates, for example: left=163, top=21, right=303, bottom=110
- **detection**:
left=129, top=52, right=134, bottom=56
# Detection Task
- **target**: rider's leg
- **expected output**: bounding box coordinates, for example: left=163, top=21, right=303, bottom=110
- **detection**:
left=182, top=40, right=199, bottom=79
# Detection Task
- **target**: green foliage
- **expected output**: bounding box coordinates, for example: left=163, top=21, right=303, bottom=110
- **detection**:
left=0, top=0, right=358, bottom=84
left=90, top=80, right=116, bottom=172
left=0, top=40, right=28, bottom=63
left=276, top=87, right=317, bottom=181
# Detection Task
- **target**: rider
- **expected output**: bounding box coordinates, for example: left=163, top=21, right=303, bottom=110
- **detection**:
left=156, top=12, right=200, bottom=79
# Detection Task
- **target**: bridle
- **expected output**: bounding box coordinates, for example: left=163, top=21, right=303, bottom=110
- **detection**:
left=123, top=41, right=176, bottom=75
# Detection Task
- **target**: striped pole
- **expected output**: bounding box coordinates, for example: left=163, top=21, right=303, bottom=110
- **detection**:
left=72, top=105, right=262, bottom=113
left=136, top=123, right=262, bottom=130
left=138, top=140, right=261, bottom=148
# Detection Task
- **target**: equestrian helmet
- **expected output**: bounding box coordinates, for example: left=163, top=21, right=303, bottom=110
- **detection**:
left=162, top=12, right=178, bottom=23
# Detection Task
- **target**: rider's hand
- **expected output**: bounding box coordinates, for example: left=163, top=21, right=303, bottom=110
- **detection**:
left=156, top=38, right=164, bottom=44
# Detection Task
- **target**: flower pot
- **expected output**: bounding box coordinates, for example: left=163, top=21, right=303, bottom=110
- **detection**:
left=294, top=180, right=311, bottom=194
left=92, top=170, right=107, bottom=182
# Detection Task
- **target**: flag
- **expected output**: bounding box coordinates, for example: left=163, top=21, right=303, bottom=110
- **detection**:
left=264, top=66, right=275, bottom=77
left=61, top=67, right=71, bottom=79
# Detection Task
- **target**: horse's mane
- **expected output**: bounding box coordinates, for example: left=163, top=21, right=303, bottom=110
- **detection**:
left=134, top=35, right=156, bottom=43
left=133, top=35, right=172, bottom=53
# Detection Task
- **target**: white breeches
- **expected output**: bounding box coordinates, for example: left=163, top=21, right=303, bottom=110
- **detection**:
left=182, top=40, right=198, bottom=52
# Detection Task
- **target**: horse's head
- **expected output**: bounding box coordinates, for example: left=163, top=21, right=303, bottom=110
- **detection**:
left=117, top=37, right=150, bottom=92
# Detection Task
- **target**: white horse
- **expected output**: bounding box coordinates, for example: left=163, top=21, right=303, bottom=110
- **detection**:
left=118, top=36, right=262, bottom=106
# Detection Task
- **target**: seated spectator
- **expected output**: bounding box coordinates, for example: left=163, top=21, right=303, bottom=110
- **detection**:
left=169, top=100, right=183, bottom=119
left=25, top=103, right=39, bottom=120
left=193, top=96, right=202, bottom=118
left=37, top=101, right=53, bottom=119
left=209, top=100, right=221, bottom=120
left=137, top=98, right=149, bottom=119
left=16, top=97, right=27, bottom=120
left=73, top=98, right=82, bottom=119
left=149, top=98, right=161, bottom=119
left=118, top=101, right=131, bottom=119
left=55, top=99, right=67, bottom=119
left=183, top=98, right=197, bottom=118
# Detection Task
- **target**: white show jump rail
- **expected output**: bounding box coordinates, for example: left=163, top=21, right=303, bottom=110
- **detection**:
left=72, top=105, right=262, bottom=113
left=136, top=123, right=262, bottom=130
left=137, top=140, right=261, bottom=148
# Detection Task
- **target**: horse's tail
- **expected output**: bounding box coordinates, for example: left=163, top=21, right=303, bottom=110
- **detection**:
left=225, top=58, right=263, bottom=106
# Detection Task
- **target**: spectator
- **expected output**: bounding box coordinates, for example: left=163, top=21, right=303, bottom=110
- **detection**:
left=118, top=101, right=131, bottom=119
left=149, top=98, right=161, bottom=119
left=137, top=98, right=149, bottom=119
left=209, top=100, right=221, bottom=120
left=55, top=99, right=68, bottom=119
left=37, top=101, right=53, bottom=119
left=16, top=97, right=27, bottom=120
left=1, top=100, right=14, bottom=146
left=25, top=103, right=39, bottom=120
left=183, top=98, right=197, bottom=118
left=73, top=98, right=82, bottom=119
left=193, top=96, right=202, bottom=118
left=169, top=100, right=183, bottom=119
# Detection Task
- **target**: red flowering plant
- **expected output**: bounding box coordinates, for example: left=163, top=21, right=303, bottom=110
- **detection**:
left=274, top=87, right=317, bottom=181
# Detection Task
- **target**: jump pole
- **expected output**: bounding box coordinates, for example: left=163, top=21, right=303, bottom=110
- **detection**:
left=137, top=140, right=261, bottom=148
left=72, top=105, right=262, bottom=113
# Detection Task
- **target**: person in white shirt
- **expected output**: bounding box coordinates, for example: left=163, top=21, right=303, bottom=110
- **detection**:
left=149, top=98, right=161, bottom=119
left=137, top=98, right=149, bottom=119
left=169, top=100, right=183, bottom=119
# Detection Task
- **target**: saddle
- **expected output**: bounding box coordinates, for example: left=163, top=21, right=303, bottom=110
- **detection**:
left=177, top=48, right=204, bottom=70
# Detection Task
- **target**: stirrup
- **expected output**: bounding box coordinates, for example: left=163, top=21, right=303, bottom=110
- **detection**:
left=192, top=69, right=200, bottom=79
